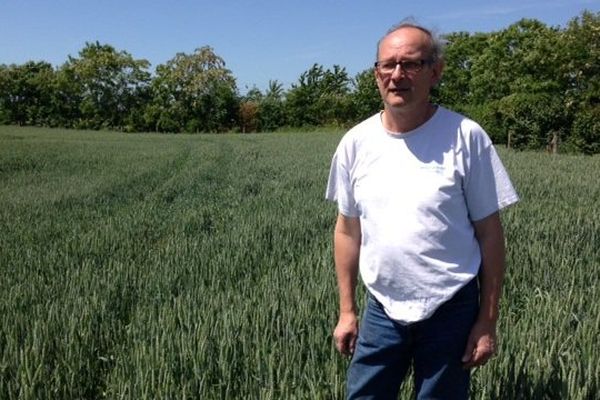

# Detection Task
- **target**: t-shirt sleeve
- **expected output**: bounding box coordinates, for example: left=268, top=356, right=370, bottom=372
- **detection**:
left=325, top=141, right=360, bottom=218
left=464, top=130, right=519, bottom=221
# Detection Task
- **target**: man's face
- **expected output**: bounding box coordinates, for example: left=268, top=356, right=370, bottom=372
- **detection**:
left=375, top=27, right=443, bottom=111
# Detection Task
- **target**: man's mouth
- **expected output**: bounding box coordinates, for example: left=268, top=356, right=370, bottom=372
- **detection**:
left=390, top=87, right=411, bottom=94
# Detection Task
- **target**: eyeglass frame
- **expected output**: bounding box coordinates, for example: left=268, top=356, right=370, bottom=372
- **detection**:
left=374, top=59, right=434, bottom=75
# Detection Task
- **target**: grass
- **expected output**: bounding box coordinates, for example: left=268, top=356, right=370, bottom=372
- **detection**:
left=0, top=125, right=598, bottom=399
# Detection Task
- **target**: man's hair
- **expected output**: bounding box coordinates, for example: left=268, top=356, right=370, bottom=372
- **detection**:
left=376, top=18, right=445, bottom=63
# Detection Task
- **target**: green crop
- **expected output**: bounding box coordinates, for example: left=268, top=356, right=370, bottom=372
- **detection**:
left=0, top=126, right=598, bottom=399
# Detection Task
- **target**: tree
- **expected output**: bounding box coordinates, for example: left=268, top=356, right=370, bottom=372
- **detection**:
left=239, top=86, right=262, bottom=133
left=559, top=11, right=600, bottom=153
left=433, top=31, right=491, bottom=110
left=258, top=80, right=286, bottom=131
left=146, top=46, right=238, bottom=133
left=560, top=11, right=600, bottom=112
left=0, top=65, right=7, bottom=124
left=0, top=61, right=55, bottom=126
left=239, top=101, right=259, bottom=133
left=286, top=64, right=352, bottom=127
left=496, top=92, right=566, bottom=149
left=568, top=106, right=600, bottom=154
left=469, top=19, right=561, bottom=104
left=449, top=19, right=570, bottom=148
left=49, top=62, right=82, bottom=128
left=351, top=68, right=381, bottom=122
left=62, top=41, right=151, bottom=130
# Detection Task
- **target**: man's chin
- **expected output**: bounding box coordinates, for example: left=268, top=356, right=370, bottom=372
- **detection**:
left=385, top=98, right=409, bottom=109
left=386, top=92, right=411, bottom=104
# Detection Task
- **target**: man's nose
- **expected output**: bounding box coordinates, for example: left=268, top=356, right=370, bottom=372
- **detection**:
left=390, top=64, right=405, bottom=80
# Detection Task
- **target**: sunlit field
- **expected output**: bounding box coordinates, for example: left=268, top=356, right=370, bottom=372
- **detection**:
left=1, top=126, right=598, bottom=399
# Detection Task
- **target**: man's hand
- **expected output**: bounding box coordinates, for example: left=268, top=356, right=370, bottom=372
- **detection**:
left=461, top=319, right=497, bottom=368
left=334, top=311, right=359, bottom=356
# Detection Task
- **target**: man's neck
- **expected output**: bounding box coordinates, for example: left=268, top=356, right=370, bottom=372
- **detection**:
left=381, top=102, right=436, bottom=133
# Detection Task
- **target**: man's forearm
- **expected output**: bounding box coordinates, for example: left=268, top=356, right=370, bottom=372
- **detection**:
left=334, top=215, right=361, bottom=314
left=335, top=236, right=360, bottom=314
left=332, top=214, right=362, bottom=355
left=478, top=243, right=504, bottom=324
left=462, top=212, right=506, bottom=368
left=474, top=212, right=506, bottom=324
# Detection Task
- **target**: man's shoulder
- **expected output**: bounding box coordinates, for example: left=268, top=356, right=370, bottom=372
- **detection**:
left=433, top=107, right=498, bottom=162
left=434, top=106, right=491, bottom=146
left=437, top=106, right=484, bottom=132
left=337, top=112, right=382, bottom=149
left=347, top=112, right=382, bottom=137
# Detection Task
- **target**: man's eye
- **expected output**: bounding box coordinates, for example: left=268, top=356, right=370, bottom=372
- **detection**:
left=403, top=61, right=420, bottom=70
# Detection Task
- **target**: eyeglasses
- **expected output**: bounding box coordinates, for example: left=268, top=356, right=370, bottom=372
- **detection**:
left=374, top=59, right=433, bottom=75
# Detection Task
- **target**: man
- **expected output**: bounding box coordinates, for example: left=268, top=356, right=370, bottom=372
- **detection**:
left=325, top=21, right=519, bottom=399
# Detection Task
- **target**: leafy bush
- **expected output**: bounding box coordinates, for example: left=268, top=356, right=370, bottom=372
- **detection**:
left=565, top=106, right=600, bottom=154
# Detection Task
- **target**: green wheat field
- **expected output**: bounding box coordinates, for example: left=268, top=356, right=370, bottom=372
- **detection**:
left=1, top=125, right=599, bottom=399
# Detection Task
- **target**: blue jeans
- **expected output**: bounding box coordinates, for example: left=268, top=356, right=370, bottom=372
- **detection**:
left=347, top=279, right=479, bottom=400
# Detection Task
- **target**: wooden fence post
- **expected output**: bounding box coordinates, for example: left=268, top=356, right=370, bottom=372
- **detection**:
left=547, top=132, right=558, bottom=154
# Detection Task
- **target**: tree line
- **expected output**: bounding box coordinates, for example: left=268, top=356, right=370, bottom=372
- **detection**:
left=1, top=11, right=598, bottom=153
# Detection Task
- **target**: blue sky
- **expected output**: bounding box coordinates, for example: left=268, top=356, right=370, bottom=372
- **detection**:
left=1, top=0, right=598, bottom=93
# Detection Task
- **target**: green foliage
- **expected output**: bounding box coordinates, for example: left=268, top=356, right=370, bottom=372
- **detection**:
left=286, top=64, right=353, bottom=127
left=259, top=80, right=287, bottom=131
left=436, top=11, right=600, bottom=153
left=0, top=11, right=599, bottom=152
left=460, top=102, right=504, bottom=143
left=350, top=68, right=381, bottom=122
left=146, top=46, right=238, bottom=133
left=62, top=42, right=151, bottom=130
left=496, top=92, right=567, bottom=150
left=435, top=31, right=491, bottom=107
left=0, top=61, right=56, bottom=126
left=560, top=11, right=600, bottom=112
left=1, top=126, right=599, bottom=399
left=469, top=19, right=562, bottom=104
left=566, top=106, right=600, bottom=154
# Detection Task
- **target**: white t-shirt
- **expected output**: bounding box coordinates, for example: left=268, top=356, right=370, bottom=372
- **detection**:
left=326, top=107, right=519, bottom=324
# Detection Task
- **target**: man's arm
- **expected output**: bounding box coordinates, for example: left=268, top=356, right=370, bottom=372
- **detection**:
left=333, top=213, right=361, bottom=356
left=462, top=211, right=505, bottom=368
